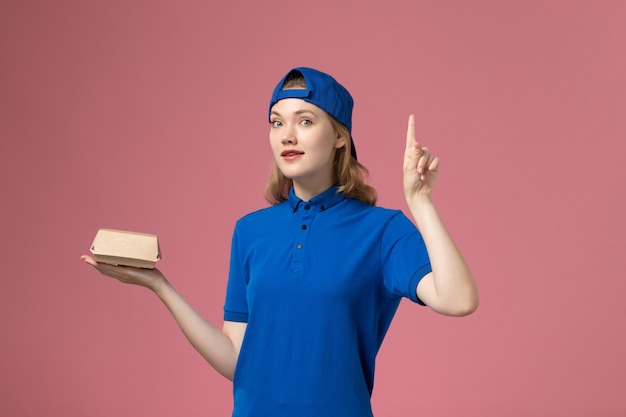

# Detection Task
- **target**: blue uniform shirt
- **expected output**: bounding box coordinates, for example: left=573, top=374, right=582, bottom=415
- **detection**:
left=224, top=186, right=432, bottom=417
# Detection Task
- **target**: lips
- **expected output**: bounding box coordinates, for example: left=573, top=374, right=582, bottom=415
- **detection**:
left=281, top=150, right=304, bottom=157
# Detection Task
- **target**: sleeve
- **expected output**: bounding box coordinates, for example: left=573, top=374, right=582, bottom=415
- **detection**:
left=223, top=222, right=249, bottom=322
left=380, top=211, right=432, bottom=305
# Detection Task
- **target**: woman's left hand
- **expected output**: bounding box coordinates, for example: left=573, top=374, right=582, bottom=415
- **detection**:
left=402, top=115, right=479, bottom=316
left=403, top=114, right=440, bottom=202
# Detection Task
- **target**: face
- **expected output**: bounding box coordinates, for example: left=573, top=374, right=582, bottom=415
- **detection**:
left=269, top=98, right=346, bottom=197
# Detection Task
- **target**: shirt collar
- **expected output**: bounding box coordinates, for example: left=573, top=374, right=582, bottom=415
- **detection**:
left=288, top=185, right=345, bottom=213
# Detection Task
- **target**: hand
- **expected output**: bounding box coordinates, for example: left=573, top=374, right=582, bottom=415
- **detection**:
left=403, top=114, right=440, bottom=202
left=81, top=255, right=167, bottom=293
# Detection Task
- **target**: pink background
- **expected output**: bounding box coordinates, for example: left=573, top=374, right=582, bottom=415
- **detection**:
left=1, top=1, right=625, bottom=416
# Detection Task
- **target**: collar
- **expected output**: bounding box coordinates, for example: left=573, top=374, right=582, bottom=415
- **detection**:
left=288, top=185, right=345, bottom=213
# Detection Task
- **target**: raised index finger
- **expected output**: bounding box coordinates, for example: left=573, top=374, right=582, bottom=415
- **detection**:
left=405, top=114, right=423, bottom=163
left=406, top=114, right=416, bottom=150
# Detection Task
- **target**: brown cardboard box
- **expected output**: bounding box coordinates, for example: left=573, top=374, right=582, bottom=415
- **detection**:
left=90, top=229, right=161, bottom=269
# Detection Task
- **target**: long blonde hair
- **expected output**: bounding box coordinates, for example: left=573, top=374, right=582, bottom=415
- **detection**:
left=263, top=74, right=377, bottom=205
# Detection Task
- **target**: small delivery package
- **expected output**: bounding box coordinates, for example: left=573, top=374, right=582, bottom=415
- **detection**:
left=90, top=229, right=161, bottom=269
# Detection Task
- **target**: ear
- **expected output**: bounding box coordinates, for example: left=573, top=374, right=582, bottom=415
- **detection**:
left=334, top=131, right=347, bottom=149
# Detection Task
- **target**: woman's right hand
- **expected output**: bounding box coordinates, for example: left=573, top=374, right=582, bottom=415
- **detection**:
left=81, top=255, right=167, bottom=293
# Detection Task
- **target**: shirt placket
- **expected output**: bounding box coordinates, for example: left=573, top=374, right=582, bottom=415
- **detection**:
left=291, top=203, right=316, bottom=275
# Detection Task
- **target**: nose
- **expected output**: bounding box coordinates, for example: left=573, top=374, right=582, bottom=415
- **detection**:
left=281, top=124, right=297, bottom=145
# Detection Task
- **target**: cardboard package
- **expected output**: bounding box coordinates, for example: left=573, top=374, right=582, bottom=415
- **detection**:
left=90, top=229, right=161, bottom=269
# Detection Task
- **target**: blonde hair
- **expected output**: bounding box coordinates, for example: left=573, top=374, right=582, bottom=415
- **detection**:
left=263, top=114, right=377, bottom=205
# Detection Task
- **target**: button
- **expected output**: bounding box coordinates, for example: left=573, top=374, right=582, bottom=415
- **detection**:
left=296, top=243, right=303, bottom=249
left=301, top=225, right=307, bottom=230
left=304, top=204, right=310, bottom=210
left=320, top=205, right=325, bottom=211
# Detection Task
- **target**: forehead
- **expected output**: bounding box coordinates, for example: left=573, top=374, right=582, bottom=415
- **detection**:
left=270, top=98, right=326, bottom=116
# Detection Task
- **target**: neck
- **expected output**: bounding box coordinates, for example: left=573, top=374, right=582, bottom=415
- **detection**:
left=292, top=178, right=335, bottom=201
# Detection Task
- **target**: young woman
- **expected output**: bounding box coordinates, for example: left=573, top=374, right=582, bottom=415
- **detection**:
left=82, top=67, right=478, bottom=417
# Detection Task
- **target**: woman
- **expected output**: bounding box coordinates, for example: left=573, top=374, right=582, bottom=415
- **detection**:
left=82, top=67, right=478, bottom=417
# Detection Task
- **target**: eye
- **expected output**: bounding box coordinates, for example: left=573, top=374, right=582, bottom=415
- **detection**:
left=300, top=119, right=312, bottom=126
left=270, top=120, right=282, bottom=128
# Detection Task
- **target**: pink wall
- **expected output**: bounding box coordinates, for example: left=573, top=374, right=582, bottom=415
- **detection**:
left=1, top=1, right=625, bottom=416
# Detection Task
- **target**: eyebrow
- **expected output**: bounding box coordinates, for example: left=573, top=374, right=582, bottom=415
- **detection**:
left=270, top=109, right=319, bottom=117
